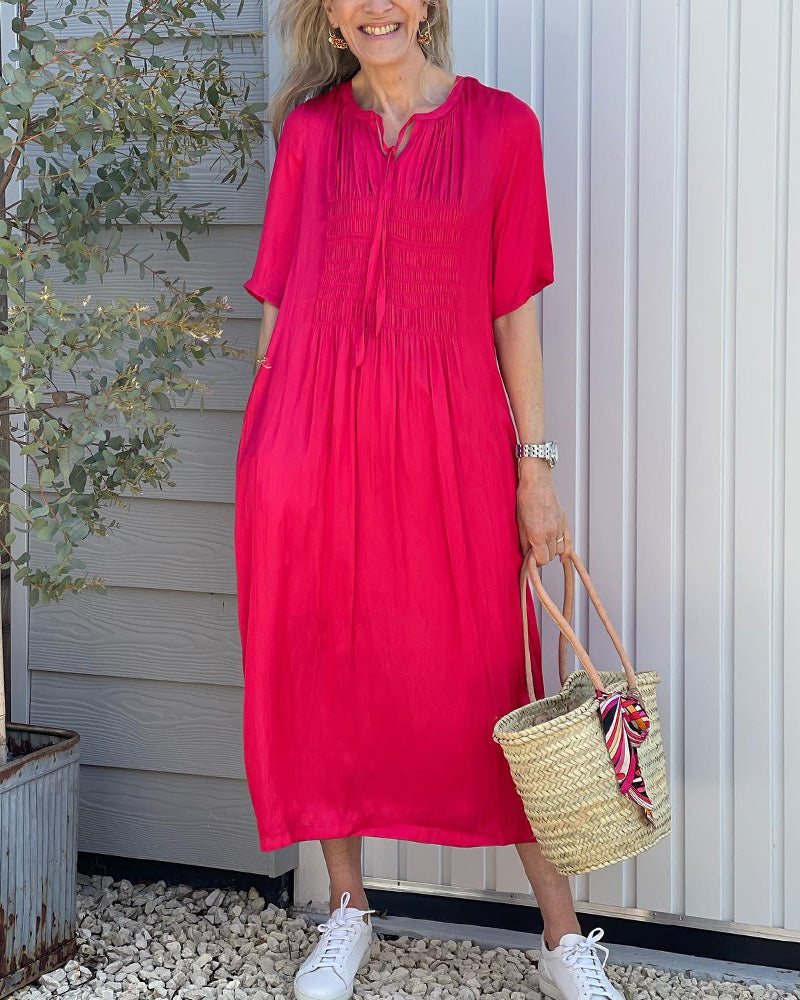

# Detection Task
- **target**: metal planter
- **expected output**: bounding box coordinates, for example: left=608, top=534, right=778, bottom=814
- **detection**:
left=0, top=725, right=80, bottom=998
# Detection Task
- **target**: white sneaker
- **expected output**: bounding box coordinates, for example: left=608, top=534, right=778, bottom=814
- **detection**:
left=293, top=890, right=376, bottom=1000
left=538, top=927, right=625, bottom=1000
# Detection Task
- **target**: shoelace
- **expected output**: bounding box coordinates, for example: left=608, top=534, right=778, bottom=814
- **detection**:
left=312, top=890, right=376, bottom=968
left=560, top=928, right=615, bottom=997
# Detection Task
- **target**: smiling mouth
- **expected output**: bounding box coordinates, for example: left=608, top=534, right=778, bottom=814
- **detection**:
left=359, top=22, right=401, bottom=36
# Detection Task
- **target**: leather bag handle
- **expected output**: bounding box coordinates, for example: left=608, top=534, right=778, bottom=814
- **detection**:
left=520, top=547, right=639, bottom=703
left=557, top=554, right=574, bottom=687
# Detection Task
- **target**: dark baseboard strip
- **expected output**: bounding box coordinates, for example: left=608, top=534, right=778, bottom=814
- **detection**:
left=76, top=852, right=293, bottom=909
left=365, top=888, right=800, bottom=974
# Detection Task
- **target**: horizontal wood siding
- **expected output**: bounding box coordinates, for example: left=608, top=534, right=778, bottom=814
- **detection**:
left=29, top=589, right=241, bottom=686
left=77, top=765, right=295, bottom=876
left=23, top=0, right=295, bottom=876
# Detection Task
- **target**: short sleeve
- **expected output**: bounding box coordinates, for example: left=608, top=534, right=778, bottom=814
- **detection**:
left=491, top=98, right=554, bottom=321
left=243, top=105, right=306, bottom=308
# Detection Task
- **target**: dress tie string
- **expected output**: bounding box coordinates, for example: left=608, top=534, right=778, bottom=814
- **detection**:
left=353, top=114, right=415, bottom=368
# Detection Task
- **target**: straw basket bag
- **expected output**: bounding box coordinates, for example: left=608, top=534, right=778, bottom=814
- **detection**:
left=492, top=548, right=670, bottom=876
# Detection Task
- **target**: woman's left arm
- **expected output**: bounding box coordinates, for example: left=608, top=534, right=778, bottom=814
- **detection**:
left=493, top=296, right=573, bottom=566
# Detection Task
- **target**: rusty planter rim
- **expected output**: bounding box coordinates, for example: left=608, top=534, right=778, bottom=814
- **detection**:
left=1, top=725, right=81, bottom=783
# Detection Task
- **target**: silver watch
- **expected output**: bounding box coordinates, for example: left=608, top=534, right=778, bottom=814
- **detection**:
left=515, top=440, right=558, bottom=468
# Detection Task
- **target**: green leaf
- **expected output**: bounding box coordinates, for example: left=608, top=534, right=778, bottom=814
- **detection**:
left=36, top=521, right=60, bottom=541
left=20, top=24, right=46, bottom=41
left=69, top=465, right=88, bottom=492
left=155, top=94, right=174, bottom=116
left=68, top=521, right=91, bottom=542
left=55, top=539, right=73, bottom=562
left=151, top=391, right=172, bottom=410
left=7, top=82, right=34, bottom=105
left=8, top=502, right=30, bottom=523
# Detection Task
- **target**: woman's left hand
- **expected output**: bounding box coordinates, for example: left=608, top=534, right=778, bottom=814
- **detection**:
left=516, top=466, right=572, bottom=566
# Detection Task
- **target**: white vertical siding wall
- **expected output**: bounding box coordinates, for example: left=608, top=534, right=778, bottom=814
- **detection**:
left=359, top=0, right=800, bottom=937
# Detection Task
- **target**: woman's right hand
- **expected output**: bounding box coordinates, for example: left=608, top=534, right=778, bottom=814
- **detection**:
left=252, top=300, right=280, bottom=379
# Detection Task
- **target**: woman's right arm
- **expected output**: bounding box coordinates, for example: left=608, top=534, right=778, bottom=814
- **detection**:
left=245, top=106, right=307, bottom=378
left=253, top=300, right=280, bottom=378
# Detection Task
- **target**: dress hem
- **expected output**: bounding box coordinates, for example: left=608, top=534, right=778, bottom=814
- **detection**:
left=257, top=821, right=537, bottom=853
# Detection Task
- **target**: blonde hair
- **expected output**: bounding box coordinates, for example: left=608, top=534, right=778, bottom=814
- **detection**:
left=267, top=0, right=454, bottom=144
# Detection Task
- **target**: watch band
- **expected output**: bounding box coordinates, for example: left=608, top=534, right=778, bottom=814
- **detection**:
left=515, top=441, right=558, bottom=468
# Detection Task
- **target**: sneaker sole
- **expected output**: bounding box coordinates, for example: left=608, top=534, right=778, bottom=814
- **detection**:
left=293, top=983, right=352, bottom=1000
left=293, top=983, right=353, bottom=1000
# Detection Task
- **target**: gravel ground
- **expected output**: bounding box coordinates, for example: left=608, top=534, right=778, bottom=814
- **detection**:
left=12, top=875, right=800, bottom=1000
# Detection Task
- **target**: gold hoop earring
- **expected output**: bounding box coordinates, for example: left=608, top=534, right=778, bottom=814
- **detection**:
left=328, top=25, right=349, bottom=49
left=417, top=18, right=432, bottom=45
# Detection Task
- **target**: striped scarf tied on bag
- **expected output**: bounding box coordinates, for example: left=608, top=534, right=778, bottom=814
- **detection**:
left=596, top=690, right=655, bottom=826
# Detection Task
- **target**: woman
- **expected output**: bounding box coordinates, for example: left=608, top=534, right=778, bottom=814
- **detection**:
left=235, top=3, right=625, bottom=999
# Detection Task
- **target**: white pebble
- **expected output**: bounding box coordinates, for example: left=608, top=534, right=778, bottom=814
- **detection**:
left=11, top=873, right=792, bottom=1000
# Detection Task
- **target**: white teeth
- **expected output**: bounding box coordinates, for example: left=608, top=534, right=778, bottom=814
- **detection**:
left=361, top=23, right=400, bottom=35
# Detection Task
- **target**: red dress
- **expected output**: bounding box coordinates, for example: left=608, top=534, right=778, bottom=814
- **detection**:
left=235, top=74, right=554, bottom=851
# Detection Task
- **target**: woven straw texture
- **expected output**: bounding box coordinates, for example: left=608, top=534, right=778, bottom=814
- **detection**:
left=493, top=667, right=670, bottom=875
left=492, top=550, right=671, bottom=876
